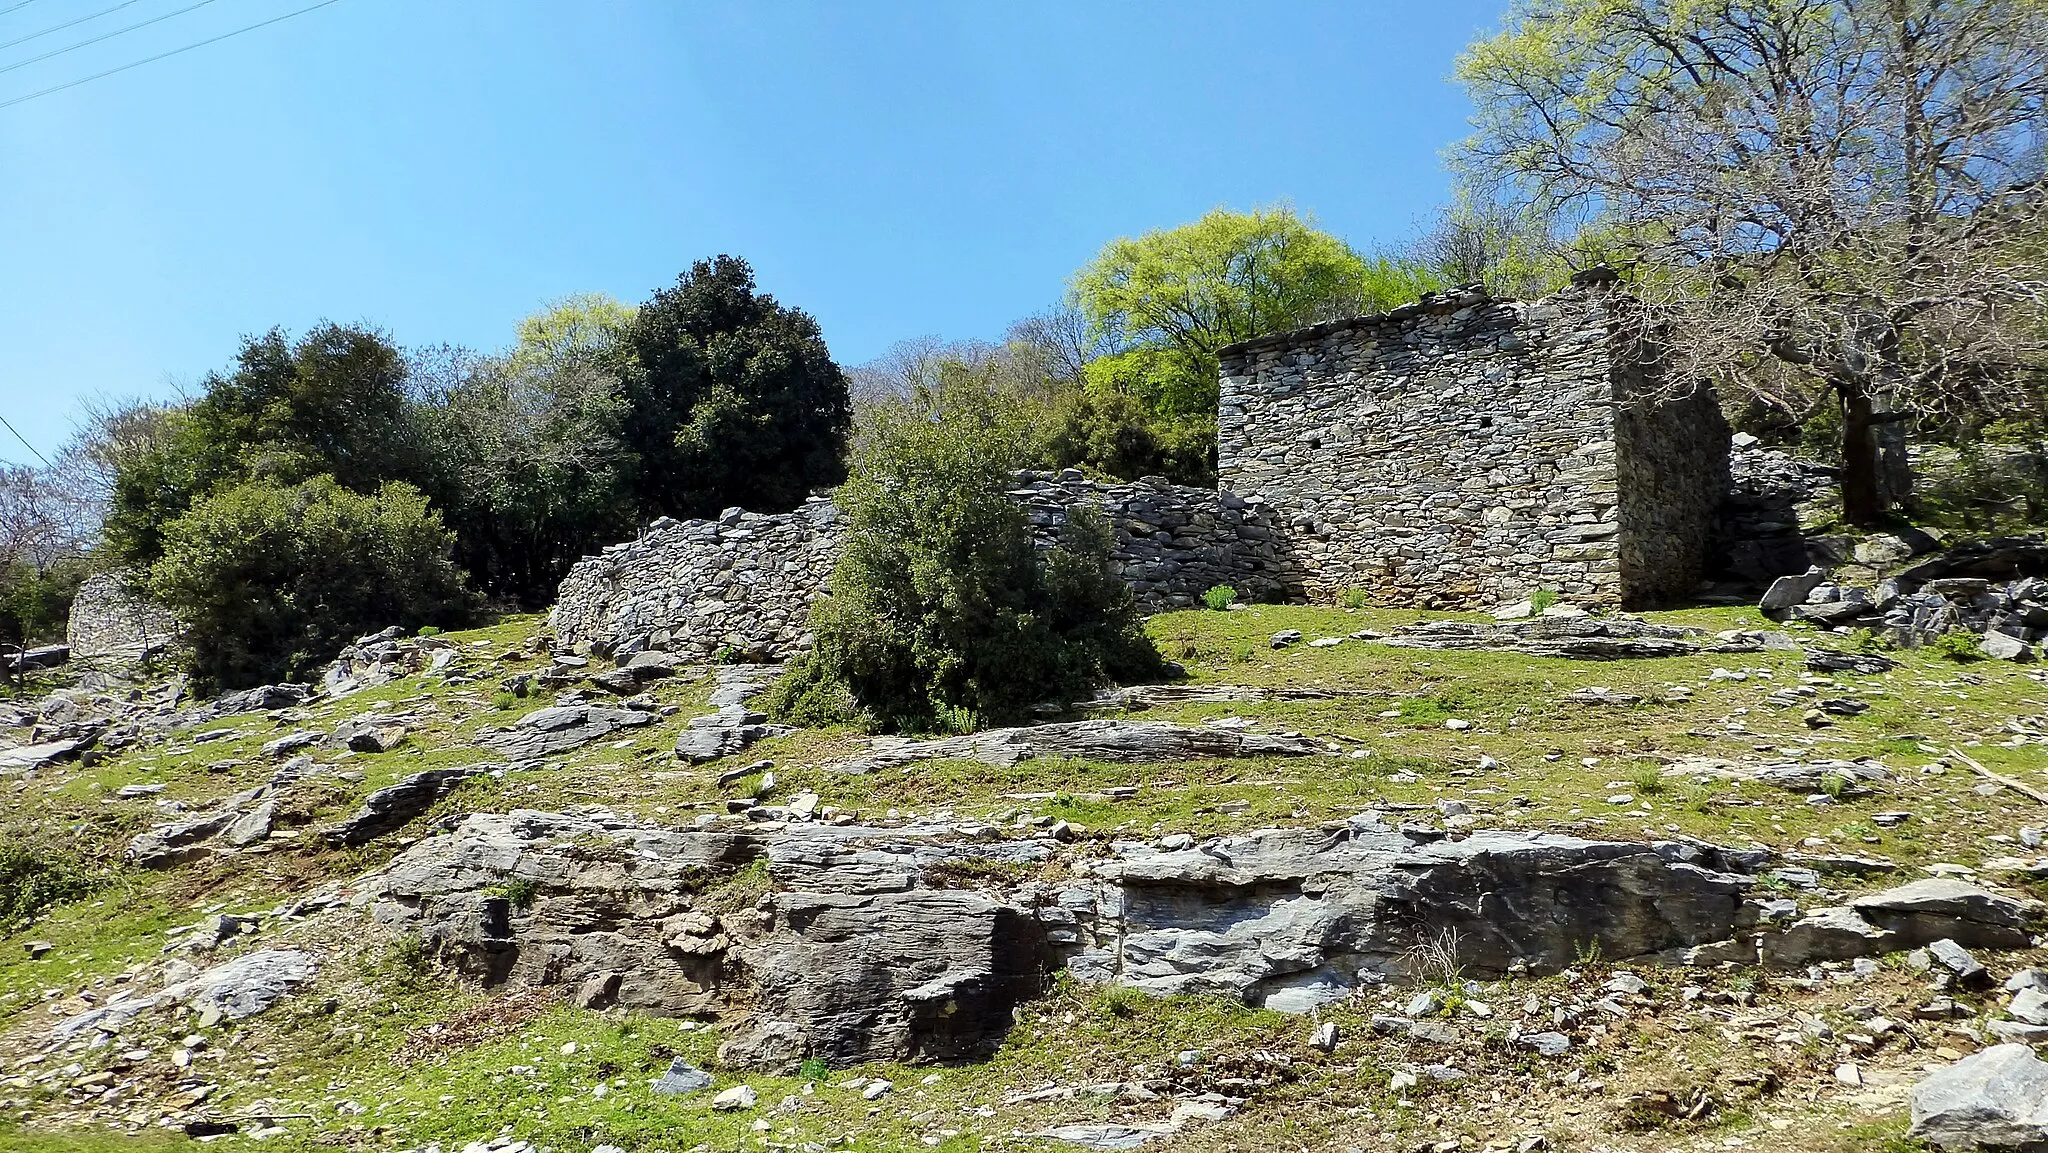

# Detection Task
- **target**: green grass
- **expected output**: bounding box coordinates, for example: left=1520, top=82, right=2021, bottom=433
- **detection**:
left=7, top=601, right=2048, bottom=1151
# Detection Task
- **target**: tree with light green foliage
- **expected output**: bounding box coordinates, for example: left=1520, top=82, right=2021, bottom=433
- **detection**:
left=1067, top=206, right=1440, bottom=483
left=1455, top=0, right=2048, bottom=526
left=414, top=296, right=639, bottom=606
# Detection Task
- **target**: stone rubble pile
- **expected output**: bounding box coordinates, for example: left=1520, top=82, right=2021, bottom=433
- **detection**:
left=320, top=626, right=461, bottom=697
left=1763, top=559, right=2048, bottom=661
left=1372, top=610, right=1786, bottom=661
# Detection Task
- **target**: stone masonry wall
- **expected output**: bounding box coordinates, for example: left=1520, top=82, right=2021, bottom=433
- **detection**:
left=66, top=571, right=180, bottom=661
left=550, top=472, right=1300, bottom=660
left=1215, top=282, right=1724, bottom=609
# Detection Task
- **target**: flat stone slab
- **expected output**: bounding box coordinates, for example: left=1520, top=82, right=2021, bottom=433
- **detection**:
left=478, top=705, right=655, bottom=759
left=828, top=719, right=1323, bottom=774
left=49, top=949, right=315, bottom=1041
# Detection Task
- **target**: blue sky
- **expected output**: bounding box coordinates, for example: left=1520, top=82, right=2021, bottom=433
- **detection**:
left=0, top=0, right=1505, bottom=464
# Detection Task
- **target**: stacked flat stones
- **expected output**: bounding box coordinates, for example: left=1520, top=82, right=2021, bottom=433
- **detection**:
left=1215, top=280, right=1726, bottom=609
left=549, top=473, right=1298, bottom=660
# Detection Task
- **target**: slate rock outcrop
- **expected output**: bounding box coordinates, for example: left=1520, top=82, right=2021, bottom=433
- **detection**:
left=365, top=809, right=1793, bottom=1068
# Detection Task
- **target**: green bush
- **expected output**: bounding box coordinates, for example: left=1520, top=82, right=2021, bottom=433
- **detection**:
left=1529, top=588, right=1559, bottom=614
left=1202, top=585, right=1238, bottom=612
left=0, top=835, right=108, bottom=930
left=1929, top=631, right=1986, bottom=662
left=783, top=380, right=1162, bottom=733
left=1339, top=588, right=1370, bottom=610
left=147, top=475, right=478, bottom=690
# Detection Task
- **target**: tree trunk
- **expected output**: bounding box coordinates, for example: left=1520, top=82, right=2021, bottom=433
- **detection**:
left=1838, top=381, right=1888, bottom=527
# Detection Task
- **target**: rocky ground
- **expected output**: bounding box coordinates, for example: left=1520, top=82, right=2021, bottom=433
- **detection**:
left=3, top=602, right=2047, bottom=1153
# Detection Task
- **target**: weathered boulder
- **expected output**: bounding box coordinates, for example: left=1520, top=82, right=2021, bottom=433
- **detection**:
left=1067, top=828, right=1756, bottom=1006
left=49, top=949, right=315, bottom=1041
left=367, top=810, right=1764, bottom=1066
left=829, top=719, right=1323, bottom=774
left=1760, top=567, right=1828, bottom=615
left=478, top=705, right=655, bottom=759
left=322, top=765, right=498, bottom=846
left=1908, top=1044, right=2048, bottom=1151
left=1852, top=879, right=2041, bottom=950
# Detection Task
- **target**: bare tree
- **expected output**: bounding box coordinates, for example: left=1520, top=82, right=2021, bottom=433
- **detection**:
left=1459, top=0, right=2048, bottom=524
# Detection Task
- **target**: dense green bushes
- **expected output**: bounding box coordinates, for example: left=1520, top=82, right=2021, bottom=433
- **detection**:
left=773, top=379, right=1161, bottom=733
left=0, top=833, right=109, bottom=930
left=146, top=476, right=475, bottom=690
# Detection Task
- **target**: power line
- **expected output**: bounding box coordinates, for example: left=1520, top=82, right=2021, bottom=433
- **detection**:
left=0, top=2, right=40, bottom=17
left=0, top=0, right=342, bottom=111
left=0, top=414, right=52, bottom=467
left=0, top=0, right=220, bottom=78
left=0, top=0, right=147, bottom=54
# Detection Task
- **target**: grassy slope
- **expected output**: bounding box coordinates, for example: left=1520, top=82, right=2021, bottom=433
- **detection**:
left=3, top=604, right=2043, bottom=1151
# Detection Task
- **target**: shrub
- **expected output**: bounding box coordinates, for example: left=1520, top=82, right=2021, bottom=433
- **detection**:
left=1339, top=588, right=1371, bottom=609
left=147, top=475, right=477, bottom=690
left=785, top=381, right=1163, bottom=733
left=0, top=835, right=108, bottom=930
left=1529, top=588, right=1559, bottom=614
left=1930, top=631, right=1986, bottom=662
left=1202, top=585, right=1238, bottom=611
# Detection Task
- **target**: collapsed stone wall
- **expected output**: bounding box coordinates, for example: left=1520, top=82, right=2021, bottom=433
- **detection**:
left=1215, top=281, right=1726, bottom=609
left=550, top=472, right=1300, bottom=659
left=65, top=571, right=179, bottom=662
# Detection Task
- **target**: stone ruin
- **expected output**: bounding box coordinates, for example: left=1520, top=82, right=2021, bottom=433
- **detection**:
left=551, top=471, right=1301, bottom=660
left=1216, top=277, right=1728, bottom=609
left=64, top=571, right=179, bottom=667
left=552, top=277, right=1734, bottom=658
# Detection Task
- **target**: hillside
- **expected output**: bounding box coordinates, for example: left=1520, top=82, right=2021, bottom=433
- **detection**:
left=3, top=602, right=2045, bottom=1152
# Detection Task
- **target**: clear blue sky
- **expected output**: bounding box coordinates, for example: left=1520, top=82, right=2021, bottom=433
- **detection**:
left=0, top=0, right=1506, bottom=464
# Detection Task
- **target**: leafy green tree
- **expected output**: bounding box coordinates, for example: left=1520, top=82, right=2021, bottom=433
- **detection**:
left=105, top=324, right=427, bottom=564
left=1067, top=207, right=1435, bottom=482
left=414, top=297, right=638, bottom=606
left=147, top=476, right=475, bottom=690
left=775, top=374, right=1161, bottom=733
left=614, top=257, right=851, bottom=519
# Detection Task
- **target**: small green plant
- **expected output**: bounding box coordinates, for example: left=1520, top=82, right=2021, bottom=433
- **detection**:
left=798, top=1058, right=830, bottom=1081
left=1529, top=588, right=1559, bottom=614
left=712, top=644, right=742, bottom=665
left=1930, top=631, right=1986, bottom=662
left=1202, top=584, right=1238, bottom=611
left=1631, top=763, right=1667, bottom=796
left=1849, top=627, right=1897, bottom=654
left=1232, top=642, right=1257, bottom=662
left=1339, top=588, right=1371, bottom=609
left=489, top=878, right=539, bottom=909
left=1573, top=936, right=1605, bottom=966
left=490, top=690, right=519, bottom=711
left=1819, top=771, right=1849, bottom=800
left=416, top=625, right=443, bottom=637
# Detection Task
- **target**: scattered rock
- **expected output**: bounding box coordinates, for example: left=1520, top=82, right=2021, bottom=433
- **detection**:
left=651, top=1057, right=714, bottom=1095
left=1908, top=1043, right=2048, bottom=1151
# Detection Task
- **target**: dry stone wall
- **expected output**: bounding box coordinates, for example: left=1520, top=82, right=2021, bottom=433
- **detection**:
left=66, top=571, right=179, bottom=662
left=1215, top=281, right=1726, bottom=609
left=550, top=472, right=1299, bottom=659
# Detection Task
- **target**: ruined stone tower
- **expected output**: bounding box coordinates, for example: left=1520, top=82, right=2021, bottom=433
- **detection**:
left=1216, top=279, right=1729, bottom=609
